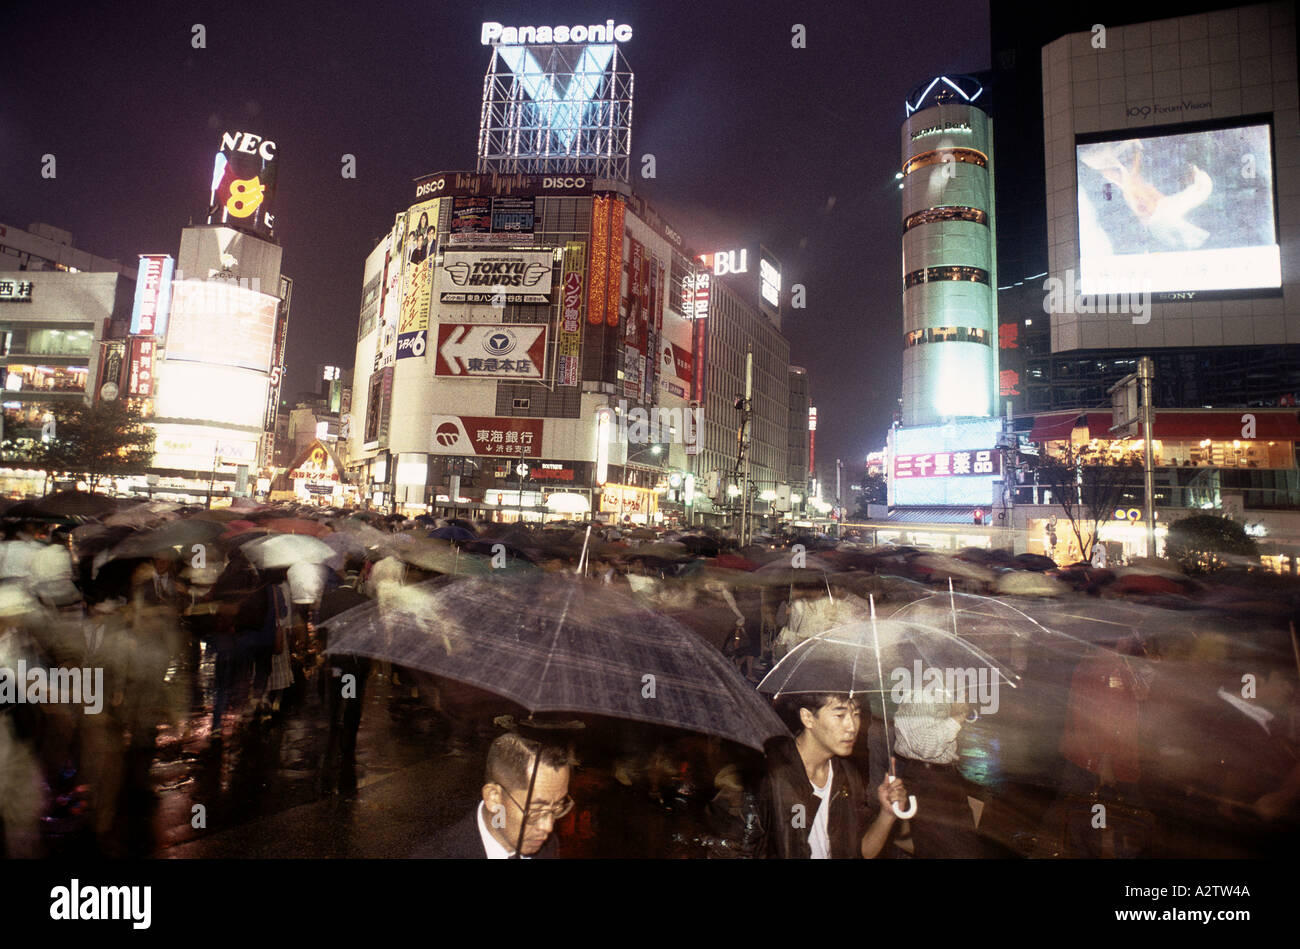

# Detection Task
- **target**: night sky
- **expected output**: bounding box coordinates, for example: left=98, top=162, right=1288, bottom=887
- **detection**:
left=2, top=0, right=990, bottom=480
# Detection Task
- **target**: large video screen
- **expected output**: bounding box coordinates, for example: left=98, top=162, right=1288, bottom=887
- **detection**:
left=1076, top=122, right=1279, bottom=294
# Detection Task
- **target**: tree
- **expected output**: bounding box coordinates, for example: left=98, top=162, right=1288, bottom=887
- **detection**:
left=852, top=472, right=887, bottom=519
left=1164, top=514, right=1259, bottom=575
left=35, top=399, right=155, bottom=491
left=1029, top=445, right=1136, bottom=563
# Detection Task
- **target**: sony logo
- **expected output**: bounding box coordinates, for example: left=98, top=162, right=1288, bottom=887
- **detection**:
left=221, top=131, right=276, bottom=161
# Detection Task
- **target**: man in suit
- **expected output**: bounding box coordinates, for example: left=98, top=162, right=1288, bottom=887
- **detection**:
left=414, top=731, right=573, bottom=858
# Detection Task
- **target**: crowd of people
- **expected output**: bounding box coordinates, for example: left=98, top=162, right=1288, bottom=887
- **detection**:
left=1, top=495, right=1297, bottom=859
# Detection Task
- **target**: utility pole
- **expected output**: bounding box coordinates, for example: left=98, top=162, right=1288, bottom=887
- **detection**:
left=741, top=349, right=753, bottom=546
left=835, top=457, right=843, bottom=537
left=1140, top=355, right=1156, bottom=558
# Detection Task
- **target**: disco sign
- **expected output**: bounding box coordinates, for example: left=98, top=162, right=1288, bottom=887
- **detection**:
left=208, top=130, right=279, bottom=235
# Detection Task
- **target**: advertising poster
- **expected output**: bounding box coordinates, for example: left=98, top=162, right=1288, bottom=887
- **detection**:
left=398, top=201, right=437, bottom=359
left=449, top=196, right=493, bottom=244
left=166, top=280, right=278, bottom=373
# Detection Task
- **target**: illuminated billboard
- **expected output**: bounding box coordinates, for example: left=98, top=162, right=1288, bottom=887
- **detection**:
left=208, top=131, right=279, bottom=236
left=1076, top=121, right=1279, bottom=294
left=165, top=280, right=278, bottom=372
left=889, top=418, right=1003, bottom=508
left=130, top=255, right=175, bottom=336
left=438, top=250, right=554, bottom=304
left=434, top=323, right=547, bottom=378
left=154, top=362, right=270, bottom=428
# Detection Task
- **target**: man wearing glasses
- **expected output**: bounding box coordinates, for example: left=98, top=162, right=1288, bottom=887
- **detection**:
left=414, top=731, right=574, bottom=859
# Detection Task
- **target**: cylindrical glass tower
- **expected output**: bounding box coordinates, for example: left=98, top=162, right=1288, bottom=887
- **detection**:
left=899, top=76, right=997, bottom=427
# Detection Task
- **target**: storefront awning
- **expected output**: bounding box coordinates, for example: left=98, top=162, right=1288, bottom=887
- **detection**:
left=1027, top=412, right=1084, bottom=443
left=1031, top=409, right=1300, bottom=441
left=885, top=507, right=996, bottom=524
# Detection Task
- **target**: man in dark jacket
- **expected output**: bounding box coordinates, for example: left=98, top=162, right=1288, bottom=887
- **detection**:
left=412, top=731, right=572, bottom=859
left=758, top=692, right=909, bottom=858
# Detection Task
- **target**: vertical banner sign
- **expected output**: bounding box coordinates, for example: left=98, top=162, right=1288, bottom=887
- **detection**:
left=588, top=197, right=609, bottom=326
left=647, top=257, right=662, bottom=405
left=605, top=199, right=625, bottom=327
left=559, top=242, right=585, bottom=386
left=264, top=276, right=292, bottom=465
left=130, top=255, right=175, bottom=336
left=637, top=252, right=651, bottom=403
left=127, top=337, right=156, bottom=397
left=624, top=238, right=643, bottom=401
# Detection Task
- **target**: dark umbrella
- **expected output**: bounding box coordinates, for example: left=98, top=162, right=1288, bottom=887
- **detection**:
left=322, top=571, right=789, bottom=855
left=321, top=572, right=787, bottom=752
left=35, top=490, right=120, bottom=517
left=429, top=525, right=476, bottom=542
left=100, top=517, right=226, bottom=566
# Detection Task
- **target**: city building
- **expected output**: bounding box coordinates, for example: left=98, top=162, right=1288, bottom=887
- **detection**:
left=133, top=129, right=293, bottom=503
left=0, top=223, right=136, bottom=494
left=786, top=365, right=812, bottom=506
left=343, top=26, right=797, bottom=528
left=885, top=75, right=1008, bottom=523
left=345, top=173, right=702, bottom=523
left=689, top=247, right=791, bottom=528
left=1007, top=3, right=1300, bottom=566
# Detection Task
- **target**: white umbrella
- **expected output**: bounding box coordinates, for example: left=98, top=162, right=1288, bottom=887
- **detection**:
left=242, top=533, right=336, bottom=570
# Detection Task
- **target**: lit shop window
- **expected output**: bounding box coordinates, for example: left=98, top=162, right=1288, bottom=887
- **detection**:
left=3, top=364, right=88, bottom=393
left=901, top=148, right=988, bottom=177
left=903, top=266, right=989, bottom=289
left=902, top=206, right=988, bottom=232
left=903, top=326, right=990, bottom=347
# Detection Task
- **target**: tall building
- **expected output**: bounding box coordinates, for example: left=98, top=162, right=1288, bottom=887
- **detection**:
left=141, top=129, right=292, bottom=501
left=690, top=247, right=790, bottom=525
left=992, top=0, right=1300, bottom=414
left=346, top=173, right=701, bottom=523
left=886, top=76, right=1007, bottom=519
left=343, top=24, right=797, bottom=526
left=787, top=365, right=811, bottom=493
left=0, top=223, right=136, bottom=494
left=1002, top=2, right=1300, bottom=566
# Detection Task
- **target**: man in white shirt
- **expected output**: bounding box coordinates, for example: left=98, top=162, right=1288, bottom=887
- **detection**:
left=759, top=692, right=910, bottom=858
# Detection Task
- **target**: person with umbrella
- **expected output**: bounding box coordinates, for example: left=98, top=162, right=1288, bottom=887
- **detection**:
left=757, top=692, right=910, bottom=858
left=411, top=731, right=572, bottom=859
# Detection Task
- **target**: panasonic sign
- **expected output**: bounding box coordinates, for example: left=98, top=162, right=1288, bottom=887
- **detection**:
left=481, top=21, right=633, bottom=45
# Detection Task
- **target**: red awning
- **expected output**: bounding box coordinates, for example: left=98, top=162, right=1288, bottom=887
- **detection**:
left=1028, top=412, right=1083, bottom=442
left=1078, top=410, right=1300, bottom=440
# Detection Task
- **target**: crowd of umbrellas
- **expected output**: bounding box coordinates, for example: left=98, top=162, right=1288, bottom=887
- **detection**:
left=1, top=490, right=1298, bottom=858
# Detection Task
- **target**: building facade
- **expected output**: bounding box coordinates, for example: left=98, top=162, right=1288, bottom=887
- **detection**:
left=0, top=223, right=136, bottom=493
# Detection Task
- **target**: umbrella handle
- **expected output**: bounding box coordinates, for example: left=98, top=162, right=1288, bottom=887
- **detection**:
left=887, top=775, right=918, bottom=819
